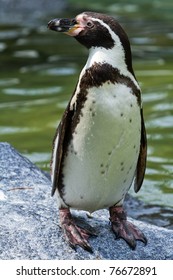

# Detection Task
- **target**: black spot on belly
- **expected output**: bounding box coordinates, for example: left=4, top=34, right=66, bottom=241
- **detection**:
left=120, top=162, right=125, bottom=171
left=126, top=165, right=133, bottom=176
left=120, top=113, right=124, bottom=117
left=129, top=118, right=132, bottom=123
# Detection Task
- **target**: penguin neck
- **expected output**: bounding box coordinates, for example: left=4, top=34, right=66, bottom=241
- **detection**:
left=85, top=45, right=126, bottom=72
left=84, top=46, right=138, bottom=87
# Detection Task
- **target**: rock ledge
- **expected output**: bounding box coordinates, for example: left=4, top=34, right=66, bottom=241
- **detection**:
left=0, top=142, right=172, bottom=260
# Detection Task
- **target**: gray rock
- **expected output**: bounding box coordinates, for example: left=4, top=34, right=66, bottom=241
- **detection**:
left=0, top=142, right=172, bottom=259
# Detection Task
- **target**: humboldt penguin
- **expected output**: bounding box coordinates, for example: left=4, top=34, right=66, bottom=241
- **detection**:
left=48, top=11, right=147, bottom=252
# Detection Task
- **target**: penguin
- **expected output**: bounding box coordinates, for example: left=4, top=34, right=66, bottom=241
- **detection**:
left=48, top=11, right=147, bottom=252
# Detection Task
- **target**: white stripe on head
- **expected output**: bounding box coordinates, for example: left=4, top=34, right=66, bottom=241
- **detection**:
left=83, top=16, right=139, bottom=89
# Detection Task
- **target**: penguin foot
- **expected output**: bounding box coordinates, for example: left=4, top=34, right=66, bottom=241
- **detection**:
left=109, top=206, right=147, bottom=249
left=59, top=208, right=96, bottom=253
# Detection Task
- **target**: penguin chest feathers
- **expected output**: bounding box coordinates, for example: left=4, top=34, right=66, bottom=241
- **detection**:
left=59, top=60, right=141, bottom=212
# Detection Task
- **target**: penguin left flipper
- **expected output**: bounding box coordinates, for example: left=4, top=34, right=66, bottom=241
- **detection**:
left=51, top=102, right=74, bottom=197
left=109, top=206, right=147, bottom=249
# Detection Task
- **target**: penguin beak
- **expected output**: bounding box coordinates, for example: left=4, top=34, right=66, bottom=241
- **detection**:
left=48, top=18, right=81, bottom=36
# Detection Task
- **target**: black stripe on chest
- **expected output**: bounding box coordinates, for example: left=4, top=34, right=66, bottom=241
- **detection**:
left=79, top=62, right=141, bottom=105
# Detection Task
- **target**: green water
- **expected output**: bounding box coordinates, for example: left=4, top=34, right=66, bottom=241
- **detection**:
left=0, top=1, right=173, bottom=225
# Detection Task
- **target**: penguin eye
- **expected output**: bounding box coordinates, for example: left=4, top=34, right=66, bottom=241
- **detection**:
left=86, top=21, right=94, bottom=28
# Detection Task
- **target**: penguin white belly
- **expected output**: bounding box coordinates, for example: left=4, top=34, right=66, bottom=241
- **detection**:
left=58, top=83, right=141, bottom=212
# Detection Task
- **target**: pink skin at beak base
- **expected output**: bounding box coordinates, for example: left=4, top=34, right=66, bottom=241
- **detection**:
left=66, top=13, right=88, bottom=36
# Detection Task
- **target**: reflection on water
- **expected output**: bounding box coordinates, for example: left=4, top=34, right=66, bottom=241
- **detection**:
left=3, top=86, right=62, bottom=96
left=0, top=0, right=173, bottom=226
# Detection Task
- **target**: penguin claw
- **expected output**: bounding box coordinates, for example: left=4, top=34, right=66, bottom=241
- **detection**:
left=59, top=208, right=94, bottom=253
left=109, top=206, right=147, bottom=249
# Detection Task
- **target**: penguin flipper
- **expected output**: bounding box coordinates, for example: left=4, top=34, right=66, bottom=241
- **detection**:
left=134, top=108, right=147, bottom=193
left=51, top=103, right=74, bottom=196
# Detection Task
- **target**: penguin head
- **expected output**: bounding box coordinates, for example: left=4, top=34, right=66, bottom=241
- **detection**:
left=48, top=12, right=129, bottom=50
left=48, top=12, right=135, bottom=75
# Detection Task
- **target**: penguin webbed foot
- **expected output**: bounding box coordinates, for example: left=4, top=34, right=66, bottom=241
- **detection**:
left=59, top=208, right=96, bottom=253
left=109, top=206, right=147, bottom=249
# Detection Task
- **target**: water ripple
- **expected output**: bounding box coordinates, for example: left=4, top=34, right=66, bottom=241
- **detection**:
left=41, top=67, right=76, bottom=76
left=0, top=97, right=59, bottom=109
left=137, top=70, right=173, bottom=76
left=13, top=50, right=39, bottom=58
left=0, top=126, right=33, bottom=134
left=3, top=86, right=61, bottom=96
left=0, top=42, right=6, bottom=51
left=143, top=92, right=167, bottom=102
left=0, top=78, right=20, bottom=87
left=23, top=152, right=50, bottom=163
left=147, top=115, right=173, bottom=128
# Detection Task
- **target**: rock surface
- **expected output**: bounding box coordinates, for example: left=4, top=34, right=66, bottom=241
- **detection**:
left=0, top=142, right=173, bottom=260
